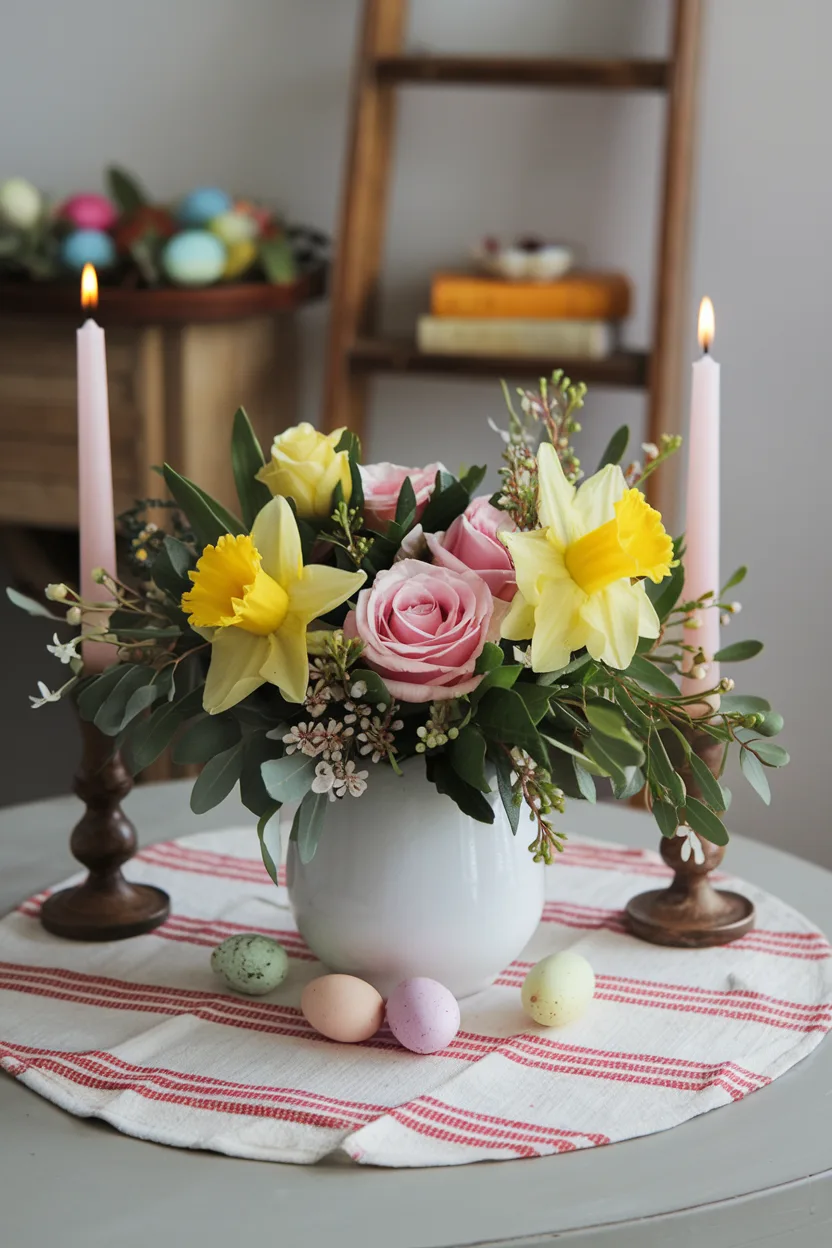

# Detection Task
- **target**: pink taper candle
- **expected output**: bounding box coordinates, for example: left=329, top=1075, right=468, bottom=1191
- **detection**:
left=680, top=297, right=720, bottom=700
left=77, top=265, right=117, bottom=671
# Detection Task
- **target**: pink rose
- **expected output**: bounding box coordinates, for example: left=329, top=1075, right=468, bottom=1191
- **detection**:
left=425, top=495, right=517, bottom=601
left=359, top=462, right=444, bottom=530
left=345, top=559, right=494, bottom=702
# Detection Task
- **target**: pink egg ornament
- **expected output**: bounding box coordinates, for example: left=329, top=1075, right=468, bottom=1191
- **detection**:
left=59, top=193, right=118, bottom=232
left=386, top=978, right=460, bottom=1054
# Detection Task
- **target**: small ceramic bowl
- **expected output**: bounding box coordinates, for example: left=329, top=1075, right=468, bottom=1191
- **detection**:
left=472, top=237, right=575, bottom=282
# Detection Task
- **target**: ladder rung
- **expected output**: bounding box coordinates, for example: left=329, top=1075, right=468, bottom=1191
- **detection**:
left=373, top=55, right=670, bottom=91
left=349, top=337, right=650, bottom=388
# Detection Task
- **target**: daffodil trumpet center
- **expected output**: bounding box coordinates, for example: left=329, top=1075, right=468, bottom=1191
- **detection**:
left=182, top=534, right=289, bottom=636
left=563, top=489, right=673, bottom=597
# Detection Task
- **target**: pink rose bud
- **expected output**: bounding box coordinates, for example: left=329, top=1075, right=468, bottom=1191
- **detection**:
left=425, top=495, right=517, bottom=602
left=359, top=462, right=444, bottom=530
left=344, top=560, right=495, bottom=703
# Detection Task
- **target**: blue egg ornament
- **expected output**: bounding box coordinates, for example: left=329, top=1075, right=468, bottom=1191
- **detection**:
left=177, top=186, right=233, bottom=227
left=61, top=229, right=117, bottom=272
left=162, top=230, right=226, bottom=287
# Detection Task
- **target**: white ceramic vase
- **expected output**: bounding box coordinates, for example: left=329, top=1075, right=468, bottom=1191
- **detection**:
left=284, top=761, right=545, bottom=999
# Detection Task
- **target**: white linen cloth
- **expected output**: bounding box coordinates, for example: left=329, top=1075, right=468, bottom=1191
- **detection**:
left=1, top=828, right=830, bottom=1167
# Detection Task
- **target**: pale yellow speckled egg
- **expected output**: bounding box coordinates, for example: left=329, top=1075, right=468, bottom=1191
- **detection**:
left=521, top=952, right=595, bottom=1027
left=301, top=974, right=384, bottom=1043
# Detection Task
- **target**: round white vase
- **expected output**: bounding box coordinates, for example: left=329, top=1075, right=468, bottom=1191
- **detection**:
left=284, top=761, right=545, bottom=999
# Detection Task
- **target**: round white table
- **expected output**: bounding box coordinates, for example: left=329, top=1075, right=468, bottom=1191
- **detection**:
left=2, top=782, right=831, bottom=1247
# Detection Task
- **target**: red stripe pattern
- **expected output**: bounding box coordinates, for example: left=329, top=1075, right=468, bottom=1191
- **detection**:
left=2, top=827, right=831, bottom=1168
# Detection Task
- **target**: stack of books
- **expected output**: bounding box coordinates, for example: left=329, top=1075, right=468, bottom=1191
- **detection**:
left=416, top=272, right=632, bottom=361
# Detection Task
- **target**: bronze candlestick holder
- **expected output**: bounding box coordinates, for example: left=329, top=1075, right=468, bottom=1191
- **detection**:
left=39, top=717, right=170, bottom=941
left=625, top=730, right=755, bottom=948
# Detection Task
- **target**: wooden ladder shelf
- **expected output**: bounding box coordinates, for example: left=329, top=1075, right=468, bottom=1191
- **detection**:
left=322, top=0, right=702, bottom=480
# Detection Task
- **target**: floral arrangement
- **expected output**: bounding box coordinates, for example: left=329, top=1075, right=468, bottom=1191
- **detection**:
left=0, top=166, right=327, bottom=289
left=10, top=374, right=788, bottom=872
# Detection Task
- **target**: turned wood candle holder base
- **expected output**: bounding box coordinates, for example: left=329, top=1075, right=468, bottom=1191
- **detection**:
left=40, top=718, right=170, bottom=942
left=625, top=731, right=756, bottom=948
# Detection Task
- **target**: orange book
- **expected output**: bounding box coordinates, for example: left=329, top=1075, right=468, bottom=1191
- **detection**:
left=430, top=272, right=632, bottom=320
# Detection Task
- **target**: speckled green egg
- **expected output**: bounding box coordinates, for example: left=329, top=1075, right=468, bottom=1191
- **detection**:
left=210, top=933, right=288, bottom=996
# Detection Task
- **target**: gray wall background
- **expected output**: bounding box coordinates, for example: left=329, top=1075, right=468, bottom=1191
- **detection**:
left=1, top=0, right=829, bottom=864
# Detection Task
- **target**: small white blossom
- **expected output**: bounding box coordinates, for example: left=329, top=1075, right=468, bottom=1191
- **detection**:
left=320, top=719, right=350, bottom=762
left=45, top=583, right=68, bottom=602
left=641, top=441, right=659, bottom=461
left=29, top=681, right=63, bottom=709
left=304, top=679, right=333, bottom=718
left=343, top=699, right=371, bottom=726
left=690, top=663, right=708, bottom=681
left=730, top=601, right=742, bottom=614
left=513, top=645, right=533, bottom=668
left=46, top=632, right=80, bottom=666
left=357, top=714, right=400, bottom=763
left=720, top=613, right=731, bottom=626
left=66, top=606, right=82, bottom=626
left=676, top=825, right=705, bottom=865
left=720, top=676, right=735, bottom=692
left=282, top=722, right=325, bottom=757
left=334, top=760, right=368, bottom=798
left=350, top=680, right=367, bottom=698
left=311, top=761, right=337, bottom=800
left=684, top=615, right=703, bottom=630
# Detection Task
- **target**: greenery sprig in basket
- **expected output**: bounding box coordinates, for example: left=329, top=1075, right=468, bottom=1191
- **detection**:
left=11, top=376, right=788, bottom=872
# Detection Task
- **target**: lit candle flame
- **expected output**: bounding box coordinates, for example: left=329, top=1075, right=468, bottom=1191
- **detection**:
left=80, top=264, right=98, bottom=310
left=698, top=296, right=715, bottom=352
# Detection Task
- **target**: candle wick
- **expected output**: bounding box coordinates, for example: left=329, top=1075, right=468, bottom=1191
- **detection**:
left=702, top=343, right=710, bottom=356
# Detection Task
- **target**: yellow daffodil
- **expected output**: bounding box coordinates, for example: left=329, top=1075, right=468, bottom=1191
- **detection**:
left=182, top=496, right=365, bottom=713
left=501, top=443, right=673, bottom=671
left=256, top=422, right=352, bottom=520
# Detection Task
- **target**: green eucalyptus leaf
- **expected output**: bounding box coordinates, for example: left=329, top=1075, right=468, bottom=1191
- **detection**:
left=76, top=663, right=137, bottom=723
left=612, top=765, right=645, bottom=802
left=257, top=805, right=282, bottom=884
left=292, top=789, right=327, bottom=864
left=597, top=424, right=629, bottom=470
left=460, top=464, right=487, bottom=494
left=757, top=712, right=784, bottom=737
left=584, top=735, right=627, bottom=785
left=684, top=796, right=729, bottom=846
left=713, top=640, right=763, bottom=663
left=623, top=654, right=680, bottom=698
left=574, top=759, right=597, bottom=802
left=152, top=536, right=194, bottom=603
left=394, top=476, right=417, bottom=529
left=448, top=726, right=491, bottom=793
left=687, top=751, right=727, bottom=811
left=750, top=740, right=790, bottom=768
left=94, top=666, right=156, bottom=736
left=173, top=713, right=241, bottom=765
left=127, top=687, right=204, bottom=772
left=189, top=740, right=245, bottom=815
left=231, top=407, right=272, bottom=528
left=537, top=653, right=593, bottom=686
left=720, top=694, right=771, bottom=715
left=585, top=700, right=633, bottom=742
left=259, top=236, right=297, bottom=285
left=261, top=754, right=315, bottom=805
left=647, top=730, right=685, bottom=808
left=652, top=798, right=679, bottom=838
left=106, top=165, right=148, bottom=214
left=740, top=747, right=771, bottom=804
left=419, top=473, right=470, bottom=533
left=6, top=587, right=66, bottom=621
left=721, top=566, right=747, bottom=594
left=611, top=685, right=652, bottom=735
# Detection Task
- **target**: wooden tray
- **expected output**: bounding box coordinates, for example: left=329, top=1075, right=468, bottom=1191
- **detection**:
left=0, top=267, right=326, bottom=325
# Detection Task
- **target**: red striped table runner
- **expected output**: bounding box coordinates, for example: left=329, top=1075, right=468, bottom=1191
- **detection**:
left=1, top=828, right=830, bottom=1167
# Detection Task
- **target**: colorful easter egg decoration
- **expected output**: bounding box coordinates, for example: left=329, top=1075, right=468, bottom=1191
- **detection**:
left=162, top=230, right=226, bottom=287
left=60, top=229, right=117, bottom=272
left=301, top=974, right=385, bottom=1043
left=222, top=239, right=258, bottom=280
left=521, top=952, right=595, bottom=1027
left=114, top=205, right=176, bottom=254
left=177, top=186, right=233, bottom=227
left=0, top=177, right=42, bottom=229
left=386, top=978, right=461, bottom=1054
left=210, top=209, right=259, bottom=246
left=59, top=193, right=118, bottom=232
left=210, top=933, right=288, bottom=996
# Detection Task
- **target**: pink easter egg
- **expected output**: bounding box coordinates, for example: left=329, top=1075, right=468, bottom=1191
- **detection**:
left=386, top=977, right=460, bottom=1054
left=59, top=193, right=118, bottom=231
